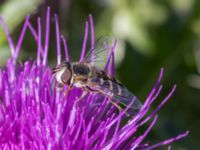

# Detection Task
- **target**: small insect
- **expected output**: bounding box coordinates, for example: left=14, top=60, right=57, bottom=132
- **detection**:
left=52, top=37, right=142, bottom=115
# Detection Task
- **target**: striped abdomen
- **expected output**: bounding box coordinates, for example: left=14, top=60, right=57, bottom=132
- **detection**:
left=90, top=75, right=142, bottom=113
left=90, top=76, right=130, bottom=99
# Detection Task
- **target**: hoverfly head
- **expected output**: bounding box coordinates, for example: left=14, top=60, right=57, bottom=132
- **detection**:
left=53, top=62, right=72, bottom=85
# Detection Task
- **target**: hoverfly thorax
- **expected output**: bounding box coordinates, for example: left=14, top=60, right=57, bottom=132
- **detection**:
left=53, top=62, right=72, bottom=85
left=53, top=36, right=142, bottom=116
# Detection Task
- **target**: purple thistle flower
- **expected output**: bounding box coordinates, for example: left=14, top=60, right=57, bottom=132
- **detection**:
left=0, top=7, right=188, bottom=150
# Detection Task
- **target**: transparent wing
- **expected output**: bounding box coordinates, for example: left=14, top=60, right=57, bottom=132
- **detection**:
left=84, top=36, right=116, bottom=70
left=103, top=83, right=142, bottom=115
left=90, top=77, right=142, bottom=115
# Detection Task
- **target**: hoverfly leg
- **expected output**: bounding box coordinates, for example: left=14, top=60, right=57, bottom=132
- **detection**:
left=109, top=98, right=130, bottom=117
left=75, top=88, right=88, bottom=103
left=64, top=84, right=73, bottom=97
left=75, top=86, right=98, bottom=103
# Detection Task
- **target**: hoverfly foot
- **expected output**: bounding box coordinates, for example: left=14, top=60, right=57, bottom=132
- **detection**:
left=125, top=112, right=130, bottom=117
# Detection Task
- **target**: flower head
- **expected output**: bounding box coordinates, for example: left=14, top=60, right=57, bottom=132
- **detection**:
left=0, top=7, right=188, bottom=149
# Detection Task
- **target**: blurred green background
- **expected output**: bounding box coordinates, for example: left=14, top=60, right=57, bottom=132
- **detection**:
left=0, top=0, right=199, bottom=149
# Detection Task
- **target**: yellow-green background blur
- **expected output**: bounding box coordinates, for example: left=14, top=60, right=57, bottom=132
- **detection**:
left=0, top=0, right=199, bottom=149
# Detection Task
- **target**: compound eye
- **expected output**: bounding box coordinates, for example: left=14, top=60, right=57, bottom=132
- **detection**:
left=61, top=69, right=72, bottom=85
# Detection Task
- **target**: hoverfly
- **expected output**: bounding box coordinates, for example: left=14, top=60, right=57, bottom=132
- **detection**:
left=52, top=37, right=142, bottom=115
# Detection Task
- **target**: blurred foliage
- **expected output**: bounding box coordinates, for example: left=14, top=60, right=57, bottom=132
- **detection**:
left=0, top=0, right=42, bottom=64
left=0, top=0, right=200, bottom=149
